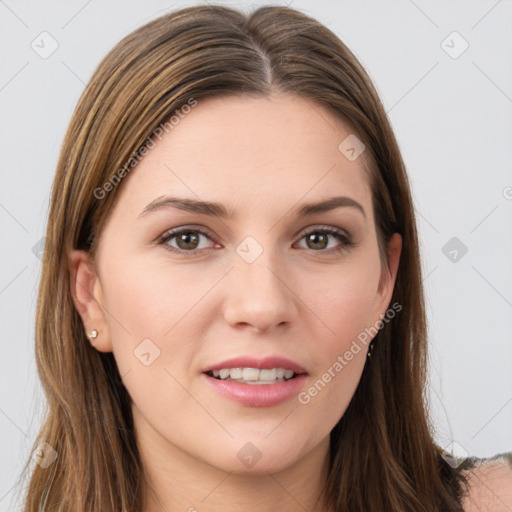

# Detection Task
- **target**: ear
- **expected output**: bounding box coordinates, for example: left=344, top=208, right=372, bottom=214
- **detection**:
left=372, top=232, right=402, bottom=323
left=68, top=249, right=113, bottom=353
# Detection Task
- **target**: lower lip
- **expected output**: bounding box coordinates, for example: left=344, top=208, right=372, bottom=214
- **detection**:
left=202, top=373, right=308, bottom=407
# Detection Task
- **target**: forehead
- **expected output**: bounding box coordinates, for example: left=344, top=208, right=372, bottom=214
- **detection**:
left=109, top=92, right=373, bottom=221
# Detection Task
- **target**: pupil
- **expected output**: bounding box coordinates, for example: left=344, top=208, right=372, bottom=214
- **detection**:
left=179, top=232, right=198, bottom=250
left=308, top=233, right=327, bottom=250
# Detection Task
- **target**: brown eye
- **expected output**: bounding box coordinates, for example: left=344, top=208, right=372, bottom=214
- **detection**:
left=157, top=225, right=355, bottom=256
left=297, top=227, right=354, bottom=253
left=174, top=231, right=200, bottom=250
left=304, top=232, right=329, bottom=250
left=158, top=228, right=216, bottom=254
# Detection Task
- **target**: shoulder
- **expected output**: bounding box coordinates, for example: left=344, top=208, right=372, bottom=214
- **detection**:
left=460, top=453, right=512, bottom=512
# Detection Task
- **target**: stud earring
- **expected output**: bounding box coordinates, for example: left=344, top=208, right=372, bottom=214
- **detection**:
left=367, top=340, right=375, bottom=358
left=87, top=329, right=98, bottom=341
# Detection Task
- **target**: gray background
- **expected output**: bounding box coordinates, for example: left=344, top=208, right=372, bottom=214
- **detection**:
left=1, top=0, right=511, bottom=510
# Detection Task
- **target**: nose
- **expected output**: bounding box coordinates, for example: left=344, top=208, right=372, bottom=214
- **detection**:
left=222, top=249, right=298, bottom=333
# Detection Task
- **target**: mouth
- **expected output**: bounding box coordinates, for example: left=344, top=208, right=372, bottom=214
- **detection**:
left=205, top=367, right=300, bottom=385
left=202, top=368, right=308, bottom=407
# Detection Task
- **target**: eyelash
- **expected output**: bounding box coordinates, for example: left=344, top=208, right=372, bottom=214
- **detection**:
left=156, top=225, right=355, bottom=256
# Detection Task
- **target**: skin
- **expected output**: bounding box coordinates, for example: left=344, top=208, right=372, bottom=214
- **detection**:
left=69, top=92, right=402, bottom=512
left=461, top=460, right=512, bottom=511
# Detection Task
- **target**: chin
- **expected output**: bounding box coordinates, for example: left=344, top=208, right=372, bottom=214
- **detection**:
left=215, top=457, right=297, bottom=477
left=199, top=438, right=310, bottom=476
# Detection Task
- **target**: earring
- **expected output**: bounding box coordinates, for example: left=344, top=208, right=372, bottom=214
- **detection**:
left=367, top=340, right=375, bottom=358
left=87, top=329, right=98, bottom=341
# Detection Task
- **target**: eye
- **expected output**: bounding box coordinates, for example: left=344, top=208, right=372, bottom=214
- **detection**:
left=157, top=225, right=355, bottom=255
left=157, top=226, right=217, bottom=254
left=295, top=226, right=355, bottom=253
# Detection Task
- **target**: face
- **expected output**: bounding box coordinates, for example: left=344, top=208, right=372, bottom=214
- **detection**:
left=70, top=92, right=401, bottom=477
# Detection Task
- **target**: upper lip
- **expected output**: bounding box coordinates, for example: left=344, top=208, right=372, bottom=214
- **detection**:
left=202, top=356, right=307, bottom=374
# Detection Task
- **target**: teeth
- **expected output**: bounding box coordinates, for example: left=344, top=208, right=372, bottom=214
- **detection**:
left=209, top=367, right=297, bottom=382
left=284, top=369, right=294, bottom=379
left=259, top=369, right=277, bottom=380
left=229, top=368, right=243, bottom=379
left=242, top=368, right=260, bottom=381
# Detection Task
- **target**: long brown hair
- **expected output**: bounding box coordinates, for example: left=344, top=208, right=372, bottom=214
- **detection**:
left=18, top=5, right=470, bottom=511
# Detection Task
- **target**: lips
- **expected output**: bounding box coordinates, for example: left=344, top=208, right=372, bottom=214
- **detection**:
left=201, top=356, right=307, bottom=375
left=202, top=372, right=308, bottom=407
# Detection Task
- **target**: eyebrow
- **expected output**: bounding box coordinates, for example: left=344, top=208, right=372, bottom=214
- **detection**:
left=138, top=195, right=366, bottom=220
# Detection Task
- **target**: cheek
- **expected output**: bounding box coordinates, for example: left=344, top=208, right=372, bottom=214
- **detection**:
left=101, top=254, right=219, bottom=338
left=98, top=258, right=213, bottom=428
left=98, top=253, right=233, bottom=399
left=294, top=260, right=379, bottom=415
left=300, top=258, right=380, bottom=350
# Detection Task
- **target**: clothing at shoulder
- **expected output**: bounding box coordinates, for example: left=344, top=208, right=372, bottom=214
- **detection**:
left=459, top=452, right=512, bottom=512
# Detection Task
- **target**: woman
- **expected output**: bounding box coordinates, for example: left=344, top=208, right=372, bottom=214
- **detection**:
left=18, top=4, right=511, bottom=511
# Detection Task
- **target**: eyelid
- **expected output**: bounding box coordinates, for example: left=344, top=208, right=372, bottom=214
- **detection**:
left=156, top=223, right=354, bottom=255
left=295, top=223, right=349, bottom=238
left=156, top=224, right=219, bottom=247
